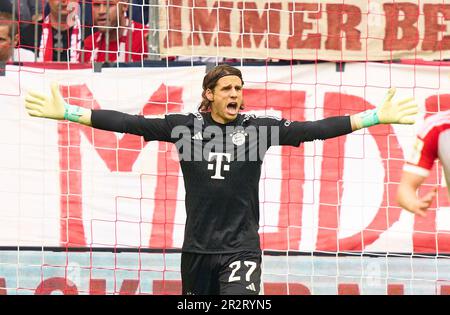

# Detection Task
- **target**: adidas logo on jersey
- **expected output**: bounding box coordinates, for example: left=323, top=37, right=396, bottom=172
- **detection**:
left=246, top=283, right=256, bottom=292
left=192, top=132, right=203, bottom=140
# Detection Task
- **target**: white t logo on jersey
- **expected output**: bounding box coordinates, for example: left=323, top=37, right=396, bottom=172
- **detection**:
left=208, top=152, right=231, bottom=179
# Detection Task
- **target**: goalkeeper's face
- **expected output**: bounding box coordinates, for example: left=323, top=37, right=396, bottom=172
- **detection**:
left=207, top=75, right=243, bottom=124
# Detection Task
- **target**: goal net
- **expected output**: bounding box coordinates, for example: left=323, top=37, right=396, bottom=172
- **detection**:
left=0, top=0, right=449, bottom=295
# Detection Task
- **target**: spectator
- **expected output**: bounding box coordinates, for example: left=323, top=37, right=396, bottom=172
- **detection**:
left=22, top=0, right=83, bottom=62
left=82, top=0, right=148, bottom=63
left=0, top=11, right=35, bottom=62
left=9, top=0, right=43, bottom=22
left=44, top=0, right=92, bottom=26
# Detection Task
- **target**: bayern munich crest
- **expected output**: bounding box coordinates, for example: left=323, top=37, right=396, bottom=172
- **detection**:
left=230, top=130, right=247, bottom=146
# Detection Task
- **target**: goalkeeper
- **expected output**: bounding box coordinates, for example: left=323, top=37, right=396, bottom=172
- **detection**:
left=24, top=65, right=418, bottom=295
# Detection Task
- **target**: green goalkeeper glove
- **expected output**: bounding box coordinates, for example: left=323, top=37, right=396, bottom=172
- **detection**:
left=25, top=82, right=85, bottom=122
left=353, top=87, right=418, bottom=129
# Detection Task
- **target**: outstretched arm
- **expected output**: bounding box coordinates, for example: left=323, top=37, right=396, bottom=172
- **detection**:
left=24, top=83, right=175, bottom=141
left=25, top=83, right=92, bottom=126
left=397, top=171, right=437, bottom=217
left=284, top=87, right=419, bottom=144
left=350, top=87, right=418, bottom=131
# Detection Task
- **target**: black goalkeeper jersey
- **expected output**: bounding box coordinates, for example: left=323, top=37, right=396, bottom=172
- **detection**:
left=91, top=110, right=352, bottom=254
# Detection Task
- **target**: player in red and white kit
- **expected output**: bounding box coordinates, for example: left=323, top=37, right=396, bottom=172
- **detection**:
left=397, top=110, right=450, bottom=217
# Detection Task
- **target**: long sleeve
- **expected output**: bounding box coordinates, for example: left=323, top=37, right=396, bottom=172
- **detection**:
left=286, top=116, right=353, bottom=145
left=91, top=109, right=173, bottom=142
left=254, top=115, right=353, bottom=147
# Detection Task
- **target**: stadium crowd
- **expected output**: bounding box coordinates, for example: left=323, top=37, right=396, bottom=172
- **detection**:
left=0, top=0, right=301, bottom=64
left=0, top=0, right=156, bottom=63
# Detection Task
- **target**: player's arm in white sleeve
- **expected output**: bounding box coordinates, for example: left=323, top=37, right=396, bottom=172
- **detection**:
left=396, top=120, right=439, bottom=217
left=350, top=87, right=418, bottom=131
left=24, top=82, right=92, bottom=126
left=397, top=171, right=437, bottom=217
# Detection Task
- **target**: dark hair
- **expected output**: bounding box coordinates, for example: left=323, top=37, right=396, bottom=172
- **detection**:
left=198, top=64, right=244, bottom=112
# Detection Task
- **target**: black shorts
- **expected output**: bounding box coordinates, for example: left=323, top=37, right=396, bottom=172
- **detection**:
left=181, top=251, right=262, bottom=295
